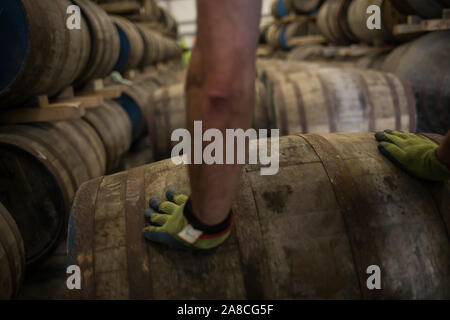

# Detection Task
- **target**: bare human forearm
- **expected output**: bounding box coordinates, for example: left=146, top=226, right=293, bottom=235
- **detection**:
left=186, top=0, right=262, bottom=226
left=437, top=130, right=450, bottom=169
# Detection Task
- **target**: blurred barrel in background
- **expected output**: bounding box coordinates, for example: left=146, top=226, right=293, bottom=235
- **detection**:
left=136, top=23, right=181, bottom=66
left=114, top=81, right=158, bottom=141
left=346, top=0, right=408, bottom=45
left=83, top=101, right=133, bottom=173
left=0, top=120, right=106, bottom=265
left=266, top=18, right=320, bottom=50
left=272, top=0, right=323, bottom=18
left=258, top=59, right=322, bottom=79
left=146, top=83, right=186, bottom=160
left=72, top=0, right=120, bottom=87
left=268, top=68, right=416, bottom=135
left=156, top=6, right=179, bottom=37
left=271, top=0, right=291, bottom=19
left=317, top=0, right=356, bottom=45
left=67, top=133, right=450, bottom=299
left=253, top=79, right=274, bottom=131
left=382, top=31, right=450, bottom=135
left=0, top=202, right=25, bottom=299
left=111, top=15, right=145, bottom=73
left=0, top=0, right=91, bottom=107
left=289, top=0, right=323, bottom=13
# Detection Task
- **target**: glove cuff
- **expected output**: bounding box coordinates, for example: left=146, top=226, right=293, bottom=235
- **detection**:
left=183, top=198, right=233, bottom=235
left=431, top=149, right=450, bottom=178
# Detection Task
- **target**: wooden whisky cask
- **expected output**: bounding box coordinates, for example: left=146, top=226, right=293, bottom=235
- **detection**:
left=72, top=0, right=120, bottom=87
left=67, top=133, right=450, bottom=299
left=83, top=100, right=133, bottom=173
left=269, top=67, right=416, bottom=136
left=382, top=31, right=450, bottom=135
left=111, top=15, right=145, bottom=72
left=0, top=202, right=25, bottom=299
left=346, top=0, right=409, bottom=45
left=135, top=24, right=181, bottom=66
left=0, top=0, right=91, bottom=107
left=317, top=0, right=356, bottom=45
left=0, top=120, right=106, bottom=265
left=114, top=81, right=158, bottom=141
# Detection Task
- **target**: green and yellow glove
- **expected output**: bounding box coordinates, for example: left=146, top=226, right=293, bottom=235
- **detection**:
left=142, top=190, right=233, bottom=249
left=375, top=130, right=450, bottom=181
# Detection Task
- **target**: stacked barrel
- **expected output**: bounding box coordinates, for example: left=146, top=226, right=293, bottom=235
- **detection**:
left=274, top=1, right=450, bottom=134
left=258, top=60, right=417, bottom=136
left=0, top=0, right=185, bottom=299
left=261, top=0, right=323, bottom=50
left=0, top=0, right=181, bottom=108
left=67, top=133, right=450, bottom=299
left=315, top=0, right=449, bottom=46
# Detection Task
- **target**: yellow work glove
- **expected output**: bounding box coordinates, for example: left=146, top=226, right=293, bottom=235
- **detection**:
left=143, top=190, right=233, bottom=249
left=375, top=130, right=450, bottom=181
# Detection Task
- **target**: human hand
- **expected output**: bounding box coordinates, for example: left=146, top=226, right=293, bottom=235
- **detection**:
left=375, top=130, right=450, bottom=181
left=143, top=190, right=233, bottom=249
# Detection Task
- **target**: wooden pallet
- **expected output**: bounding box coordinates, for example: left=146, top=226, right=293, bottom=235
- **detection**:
left=394, top=9, right=450, bottom=35
left=288, top=34, right=327, bottom=48
left=79, top=78, right=127, bottom=100
left=0, top=79, right=127, bottom=125
left=0, top=101, right=85, bottom=125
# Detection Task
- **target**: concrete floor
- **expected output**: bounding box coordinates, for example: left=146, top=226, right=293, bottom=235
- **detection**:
left=18, top=239, right=67, bottom=300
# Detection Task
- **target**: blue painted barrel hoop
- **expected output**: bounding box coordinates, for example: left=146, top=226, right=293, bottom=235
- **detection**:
left=0, top=0, right=30, bottom=97
left=113, top=24, right=131, bottom=73
left=114, top=93, right=143, bottom=139
left=280, top=27, right=291, bottom=50
left=277, top=0, right=289, bottom=17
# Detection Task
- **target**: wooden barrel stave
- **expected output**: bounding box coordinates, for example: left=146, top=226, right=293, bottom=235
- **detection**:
left=0, top=203, right=25, bottom=299
left=0, top=120, right=106, bottom=265
left=67, top=133, right=450, bottom=299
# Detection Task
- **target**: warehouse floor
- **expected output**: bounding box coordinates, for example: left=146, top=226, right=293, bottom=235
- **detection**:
left=18, top=240, right=67, bottom=300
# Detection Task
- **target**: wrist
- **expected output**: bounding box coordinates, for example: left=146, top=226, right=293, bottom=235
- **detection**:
left=436, top=147, right=450, bottom=171
left=183, top=198, right=233, bottom=236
